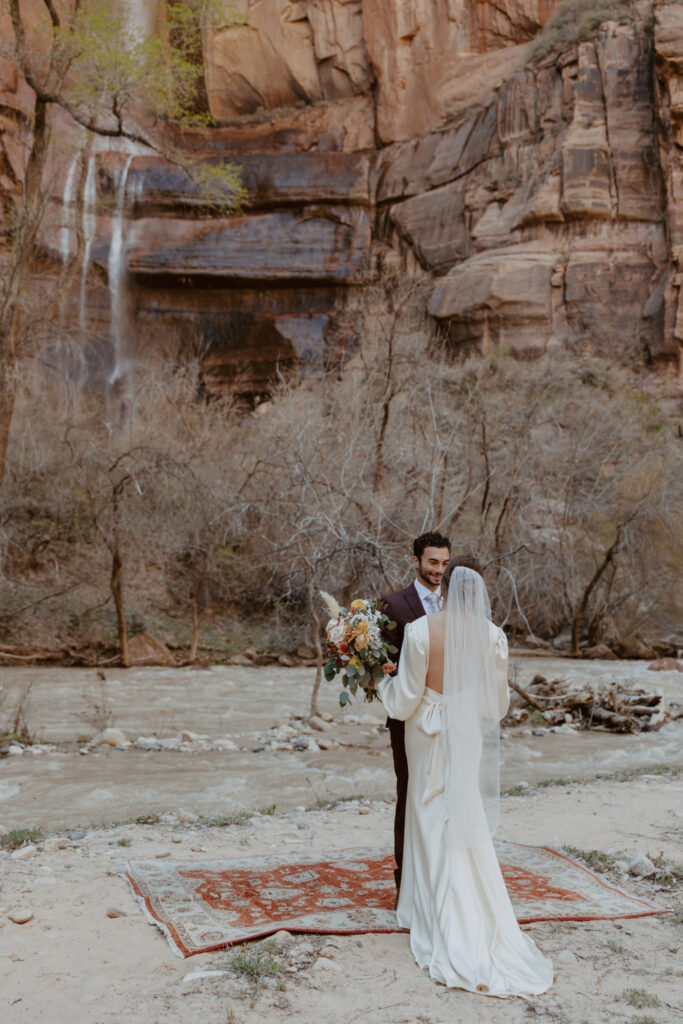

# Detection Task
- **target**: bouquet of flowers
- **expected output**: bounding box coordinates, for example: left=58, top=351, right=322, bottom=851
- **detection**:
left=320, top=591, right=397, bottom=706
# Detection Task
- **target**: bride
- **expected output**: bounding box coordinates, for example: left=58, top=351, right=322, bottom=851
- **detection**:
left=376, top=563, right=553, bottom=997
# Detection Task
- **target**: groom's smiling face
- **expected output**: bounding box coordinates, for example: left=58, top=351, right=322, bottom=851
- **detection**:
left=413, top=546, right=451, bottom=591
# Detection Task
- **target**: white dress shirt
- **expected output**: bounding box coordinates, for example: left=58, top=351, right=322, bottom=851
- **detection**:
left=414, top=577, right=443, bottom=615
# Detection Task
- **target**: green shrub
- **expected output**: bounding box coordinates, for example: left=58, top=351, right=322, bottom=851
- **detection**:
left=535, top=0, right=635, bottom=58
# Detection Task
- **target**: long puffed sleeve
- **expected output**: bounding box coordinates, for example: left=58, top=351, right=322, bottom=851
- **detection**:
left=493, top=624, right=510, bottom=719
left=377, top=619, right=428, bottom=721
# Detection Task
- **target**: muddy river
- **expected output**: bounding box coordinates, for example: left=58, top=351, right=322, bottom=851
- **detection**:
left=1, top=658, right=681, bottom=830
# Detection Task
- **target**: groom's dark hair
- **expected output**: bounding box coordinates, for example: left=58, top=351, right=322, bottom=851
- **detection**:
left=413, top=532, right=451, bottom=559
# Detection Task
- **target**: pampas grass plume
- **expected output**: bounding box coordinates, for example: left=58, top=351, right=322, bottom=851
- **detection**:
left=319, top=590, right=340, bottom=618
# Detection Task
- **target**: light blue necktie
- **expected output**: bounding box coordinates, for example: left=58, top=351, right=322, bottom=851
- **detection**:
left=425, top=593, right=440, bottom=615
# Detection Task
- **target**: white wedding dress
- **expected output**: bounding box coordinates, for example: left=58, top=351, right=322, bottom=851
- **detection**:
left=377, top=616, right=553, bottom=997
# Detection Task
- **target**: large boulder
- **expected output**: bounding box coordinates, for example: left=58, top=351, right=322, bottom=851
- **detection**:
left=127, top=634, right=176, bottom=667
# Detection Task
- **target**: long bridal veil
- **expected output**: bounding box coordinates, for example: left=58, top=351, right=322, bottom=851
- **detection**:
left=443, top=566, right=501, bottom=852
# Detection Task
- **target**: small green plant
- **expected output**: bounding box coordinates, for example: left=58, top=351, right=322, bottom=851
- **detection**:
left=505, top=784, right=530, bottom=797
left=230, top=947, right=282, bottom=980
left=209, top=811, right=253, bottom=827
left=563, top=846, right=613, bottom=872
left=630, top=1016, right=656, bottom=1024
left=529, top=708, right=546, bottom=727
left=315, top=793, right=366, bottom=810
left=117, top=837, right=131, bottom=847
left=134, top=813, right=160, bottom=825
left=1, top=827, right=43, bottom=850
left=259, top=804, right=277, bottom=816
left=605, top=938, right=626, bottom=953
left=622, top=988, right=661, bottom=1009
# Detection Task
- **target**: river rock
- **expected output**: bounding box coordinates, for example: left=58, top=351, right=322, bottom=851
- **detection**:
left=178, top=811, right=198, bottom=825
left=312, top=955, right=341, bottom=973
left=618, top=638, right=655, bottom=660
left=97, top=728, right=127, bottom=747
left=309, top=715, right=332, bottom=732
left=135, top=736, right=162, bottom=751
left=44, top=837, right=73, bottom=853
left=156, top=737, right=180, bottom=751
left=127, top=633, right=175, bottom=667
left=8, top=908, right=33, bottom=924
left=628, top=852, right=656, bottom=877
left=227, top=654, right=254, bottom=666
left=582, top=644, right=618, bottom=661
left=648, top=657, right=683, bottom=672
left=211, top=738, right=239, bottom=751
left=106, top=906, right=128, bottom=918
left=10, top=844, right=38, bottom=861
left=317, top=738, right=338, bottom=750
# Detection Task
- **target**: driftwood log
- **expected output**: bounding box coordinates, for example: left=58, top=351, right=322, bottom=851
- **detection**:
left=505, top=674, right=672, bottom=733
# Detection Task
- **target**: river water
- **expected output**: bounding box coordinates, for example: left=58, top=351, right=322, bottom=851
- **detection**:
left=0, top=658, right=681, bottom=830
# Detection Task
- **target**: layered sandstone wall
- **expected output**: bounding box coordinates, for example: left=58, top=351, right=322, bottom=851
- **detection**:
left=1, top=0, right=681, bottom=395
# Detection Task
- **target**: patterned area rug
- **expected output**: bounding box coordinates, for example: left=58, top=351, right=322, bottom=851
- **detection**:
left=116, top=841, right=669, bottom=958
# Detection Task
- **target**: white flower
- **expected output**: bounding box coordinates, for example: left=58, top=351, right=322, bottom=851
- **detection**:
left=328, top=622, right=348, bottom=646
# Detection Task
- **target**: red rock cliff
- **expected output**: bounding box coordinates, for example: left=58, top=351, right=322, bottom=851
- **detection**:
left=1, top=0, right=681, bottom=394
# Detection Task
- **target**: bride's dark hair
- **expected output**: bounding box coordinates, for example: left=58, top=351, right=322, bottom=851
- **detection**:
left=442, top=555, right=483, bottom=589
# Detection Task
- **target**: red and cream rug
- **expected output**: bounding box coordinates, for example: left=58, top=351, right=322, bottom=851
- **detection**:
left=116, top=841, right=669, bottom=958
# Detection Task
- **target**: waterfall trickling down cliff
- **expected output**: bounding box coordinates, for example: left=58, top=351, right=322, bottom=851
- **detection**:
left=108, top=155, right=133, bottom=386
left=79, top=154, right=97, bottom=336
left=59, top=156, right=79, bottom=265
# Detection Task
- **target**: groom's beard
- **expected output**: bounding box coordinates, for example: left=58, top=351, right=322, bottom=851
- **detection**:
left=417, top=567, right=443, bottom=589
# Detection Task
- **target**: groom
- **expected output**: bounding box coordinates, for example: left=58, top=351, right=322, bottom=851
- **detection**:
left=381, top=531, right=452, bottom=893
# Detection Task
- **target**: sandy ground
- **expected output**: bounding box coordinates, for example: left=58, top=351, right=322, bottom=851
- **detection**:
left=1, top=659, right=682, bottom=1024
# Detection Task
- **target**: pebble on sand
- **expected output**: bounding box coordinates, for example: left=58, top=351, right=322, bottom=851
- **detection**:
left=312, top=955, right=341, bottom=973
left=106, top=906, right=128, bottom=918
left=10, top=844, right=38, bottom=861
left=8, top=909, right=33, bottom=924
left=44, top=837, right=73, bottom=853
